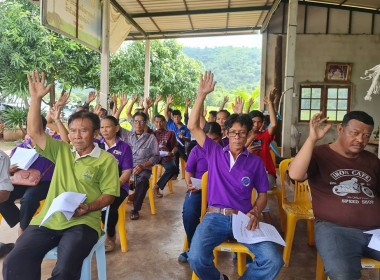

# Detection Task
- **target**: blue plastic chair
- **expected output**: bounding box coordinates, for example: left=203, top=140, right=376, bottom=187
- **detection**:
left=44, top=206, right=110, bottom=280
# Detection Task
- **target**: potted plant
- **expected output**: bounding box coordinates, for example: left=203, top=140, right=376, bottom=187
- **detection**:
left=1, top=107, right=28, bottom=141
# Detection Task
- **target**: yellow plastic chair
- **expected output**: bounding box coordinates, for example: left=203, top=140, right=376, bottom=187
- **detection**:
left=316, top=252, right=380, bottom=280
left=180, top=157, right=186, bottom=179
left=117, top=196, right=129, bottom=252
left=191, top=172, right=256, bottom=280
left=279, top=158, right=315, bottom=267
left=127, top=175, right=156, bottom=215
left=156, top=165, right=173, bottom=193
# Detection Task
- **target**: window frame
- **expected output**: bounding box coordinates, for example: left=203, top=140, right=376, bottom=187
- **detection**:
left=298, top=84, right=351, bottom=123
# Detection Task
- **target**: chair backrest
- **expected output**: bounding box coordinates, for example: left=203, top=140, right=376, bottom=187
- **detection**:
left=279, top=158, right=293, bottom=203
left=101, top=206, right=110, bottom=234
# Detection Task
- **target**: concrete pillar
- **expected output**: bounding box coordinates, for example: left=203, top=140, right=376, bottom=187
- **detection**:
left=144, top=40, right=150, bottom=99
left=281, top=0, right=298, bottom=157
left=100, top=0, right=110, bottom=109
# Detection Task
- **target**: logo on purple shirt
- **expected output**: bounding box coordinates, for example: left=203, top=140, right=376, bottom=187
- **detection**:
left=241, top=177, right=250, bottom=187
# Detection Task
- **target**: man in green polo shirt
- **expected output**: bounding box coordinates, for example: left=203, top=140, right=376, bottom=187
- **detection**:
left=3, top=71, right=120, bottom=280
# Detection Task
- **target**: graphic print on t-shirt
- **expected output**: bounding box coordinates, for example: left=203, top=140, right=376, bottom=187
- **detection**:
left=330, top=169, right=375, bottom=204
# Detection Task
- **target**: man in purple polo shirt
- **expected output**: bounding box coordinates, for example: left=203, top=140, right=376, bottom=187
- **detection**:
left=187, top=71, right=283, bottom=280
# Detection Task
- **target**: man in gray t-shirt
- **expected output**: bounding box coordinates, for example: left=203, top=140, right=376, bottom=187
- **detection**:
left=0, top=150, right=13, bottom=203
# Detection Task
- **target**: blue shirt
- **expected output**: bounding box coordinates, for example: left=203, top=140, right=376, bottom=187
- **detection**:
left=167, top=119, right=190, bottom=147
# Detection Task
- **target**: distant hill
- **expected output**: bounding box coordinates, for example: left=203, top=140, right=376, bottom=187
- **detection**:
left=183, top=46, right=262, bottom=91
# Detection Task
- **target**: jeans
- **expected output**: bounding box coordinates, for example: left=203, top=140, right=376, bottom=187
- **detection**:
left=182, top=191, right=202, bottom=247
left=157, top=160, right=178, bottom=190
left=175, top=145, right=188, bottom=176
left=101, top=188, right=128, bottom=237
left=315, top=220, right=380, bottom=280
left=0, top=181, right=50, bottom=230
left=188, top=213, right=284, bottom=280
left=262, top=174, right=276, bottom=213
left=3, top=224, right=98, bottom=280
left=133, top=169, right=152, bottom=212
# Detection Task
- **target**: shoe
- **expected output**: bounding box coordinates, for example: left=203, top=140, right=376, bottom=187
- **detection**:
left=0, top=243, right=14, bottom=259
left=105, top=236, right=116, bottom=252
left=178, top=251, right=188, bottom=263
left=130, top=210, right=139, bottom=220
left=153, top=185, right=163, bottom=198
left=223, top=274, right=229, bottom=280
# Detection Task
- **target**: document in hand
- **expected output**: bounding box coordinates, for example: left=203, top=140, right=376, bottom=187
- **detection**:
left=10, top=147, right=39, bottom=170
left=159, top=151, right=169, bottom=157
left=364, top=229, right=380, bottom=251
left=40, top=192, right=87, bottom=227
left=190, top=177, right=202, bottom=190
left=232, top=211, right=286, bottom=246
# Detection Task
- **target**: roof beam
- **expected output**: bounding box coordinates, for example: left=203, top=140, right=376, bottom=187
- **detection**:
left=261, top=0, right=282, bottom=33
left=128, top=27, right=260, bottom=37
left=296, top=0, right=380, bottom=14
left=110, top=0, right=147, bottom=37
left=130, top=6, right=271, bottom=18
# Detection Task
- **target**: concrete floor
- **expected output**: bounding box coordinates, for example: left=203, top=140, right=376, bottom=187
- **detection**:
left=0, top=175, right=379, bottom=280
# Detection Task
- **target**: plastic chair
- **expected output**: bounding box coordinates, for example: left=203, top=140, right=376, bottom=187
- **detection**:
left=180, top=157, right=186, bottom=179
left=279, top=159, right=315, bottom=267
left=128, top=175, right=156, bottom=215
left=316, top=252, right=380, bottom=280
left=156, top=165, right=173, bottom=193
left=44, top=206, right=110, bottom=280
left=117, top=197, right=128, bottom=252
left=191, top=172, right=256, bottom=280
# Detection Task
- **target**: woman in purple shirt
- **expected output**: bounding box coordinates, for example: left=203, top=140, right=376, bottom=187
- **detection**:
left=98, top=116, right=133, bottom=252
left=178, top=122, right=222, bottom=263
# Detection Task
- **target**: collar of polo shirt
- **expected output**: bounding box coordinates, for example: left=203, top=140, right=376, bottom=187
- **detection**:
left=71, top=142, right=101, bottom=161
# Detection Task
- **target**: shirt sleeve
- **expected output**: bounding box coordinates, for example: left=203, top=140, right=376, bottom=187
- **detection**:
left=184, top=113, right=189, bottom=125
left=148, top=135, right=160, bottom=165
left=35, top=133, right=69, bottom=164
left=184, top=126, right=191, bottom=138
left=154, top=104, right=158, bottom=116
left=120, top=143, right=133, bottom=171
left=185, top=148, right=197, bottom=173
left=98, top=154, right=120, bottom=197
left=0, top=151, right=13, bottom=192
left=253, top=158, right=270, bottom=193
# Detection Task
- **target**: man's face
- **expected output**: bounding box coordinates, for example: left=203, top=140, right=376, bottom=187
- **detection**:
left=337, top=119, right=372, bottom=156
left=154, top=117, right=165, bottom=130
left=227, top=122, right=249, bottom=150
left=173, top=114, right=182, bottom=125
left=216, top=112, right=228, bottom=130
left=252, top=117, right=263, bottom=133
left=208, top=114, right=216, bottom=122
left=133, top=115, right=146, bottom=134
left=69, top=118, right=98, bottom=151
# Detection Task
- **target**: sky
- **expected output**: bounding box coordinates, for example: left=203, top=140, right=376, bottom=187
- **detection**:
left=177, top=34, right=262, bottom=49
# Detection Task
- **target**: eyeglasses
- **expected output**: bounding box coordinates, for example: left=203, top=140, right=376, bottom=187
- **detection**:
left=133, top=120, right=146, bottom=124
left=227, top=131, right=247, bottom=137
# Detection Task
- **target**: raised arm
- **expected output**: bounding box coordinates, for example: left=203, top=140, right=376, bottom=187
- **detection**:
left=154, top=94, right=161, bottom=117
left=219, top=96, right=228, bottom=111
left=126, top=94, right=138, bottom=121
left=165, top=94, right=174, bottom=122
left=288, top=112, right=331, bottom=181
left=188, top=71, right=216, bottom=148
left=113, top=93, right=129, bottom=121
left=85, top=91, right=96, bottom=106
left=49, top=104, right=70, bottom=143
left=27, top=71, right=53, bottom=151
left=231, top=96, right=244, bottom=114
left=144, top=97, right=153, bottom=122
left=111, top=95, right=118, bottom=117
left=264, top=88, right=278, bottom=136
left=245, top=98, right=254, bottom=114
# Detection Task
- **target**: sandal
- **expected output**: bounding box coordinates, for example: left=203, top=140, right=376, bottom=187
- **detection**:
left=153, top=185, right=163, bottom=198
left=130, top=210, right=140, bottom=220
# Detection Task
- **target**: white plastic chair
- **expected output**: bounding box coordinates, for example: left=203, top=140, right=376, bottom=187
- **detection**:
left=44, top=206, right=110, bottom=280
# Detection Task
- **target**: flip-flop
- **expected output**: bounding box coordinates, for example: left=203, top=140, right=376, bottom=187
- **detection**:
left=130, top=210, right=139, bottom=220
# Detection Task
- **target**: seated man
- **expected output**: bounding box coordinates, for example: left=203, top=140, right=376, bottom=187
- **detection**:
left=3, top=71, right=120, bottom=280
left=289, top=111, right=380, bottom=280
left=121, top=112, right=160, bottom=220
left=187, top=71, right=284, bottom=280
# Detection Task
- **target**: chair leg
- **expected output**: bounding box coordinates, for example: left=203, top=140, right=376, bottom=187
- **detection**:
left=168, top=179, right=173, bottom=194
left=283, top=214, right=298, bottom=267
left=213, top=250, right=218, bottom=267
left=307, top=219, right=315, bottom=246
left=80, top=254, right=92, bottom=280
left=159, top=165, right=163, bottom=177
left=191, top=272, right=200, bottom=280
left=118, top=201, right=128, bottom=252
left=316, top=252, right=327, bottom=280
left=148, top=178, right=156, bottom=215
left=95, top=245, right=107, bottom=280
left=183, top=235, right=189, bottom=252
left=181, top=157, right=186, bottom=179
left=152, top=166, right=158, bottom=185
left=237, top=252, right=247, bottom=276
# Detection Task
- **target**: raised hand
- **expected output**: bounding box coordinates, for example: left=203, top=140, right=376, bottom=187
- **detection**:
left=27, top=70, right=53, bottom=100
left=198, top=71, right=216, bottom=97
left=248, top=98, right=254, bottom=108
left=145, top=97, right=153, bottom=109
left=119, top=92, right=129, bottom=108
left=56, top=91, right=70, bottom=107
left=167, top=94, right=174, bottom=105
left=86, top=91, right=96, bottom=104
left=232, top=96, right=244, bottom=114
left=264, top=88, right=278, bottom=105
left=112, top=95, right=118, bottom=104
left=223, top=96, right=229, bottom=104
left=309, top=112, right=332, bottom=142
left=186, top=98, right=191, bottom=108
left=50, top=104, right=62, bottom=121
left=138, top=97, right=144, bottom=108
left=155, top=94, right=162, bottom=105
left=132, top=93, right=139, bottom=104
left=94, top=104, right=102, bottom=116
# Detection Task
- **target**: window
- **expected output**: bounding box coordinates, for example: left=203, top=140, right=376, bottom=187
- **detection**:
left=299, top=85, right=351, bottom=122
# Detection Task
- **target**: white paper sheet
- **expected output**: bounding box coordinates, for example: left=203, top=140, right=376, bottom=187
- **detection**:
left=10, top=147, right=39, bottom=170
left=190, top=177, right=202, bottom=190
left=40, top=192, right=87, bottom=226
left=364, top=229, right=380, bottom=251
left=159, top=151, right=169, bottom=157
left=232, top=211, right=286, bottom=246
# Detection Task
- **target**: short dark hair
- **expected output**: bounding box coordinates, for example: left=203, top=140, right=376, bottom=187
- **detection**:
left=172, top=110, right=182, bottom=117
left=217, top=110, right=230, bottom=118
left=203, top=122, right=222, bottom=136
left=102, top=116, right=121, bottom=137
left=224, top=114, right=253, bottom=133
left=133, top=112, right=147, bottom=122
left=209, top=111, right=217, bottom=118
left=168, top=108, right=173, bottom=113
left=249, top=110, right=264, bottom=121
left=342, top=111, right=374, bottom=127
left=100, top=108, right=107, bottom=114
left=68, top=111, right=100, bottom=131
left=154, top=114, right=166, bottom=122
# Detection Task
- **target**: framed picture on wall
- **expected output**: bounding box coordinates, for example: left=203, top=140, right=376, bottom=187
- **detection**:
left=325, top=62, right=352, bottom=82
